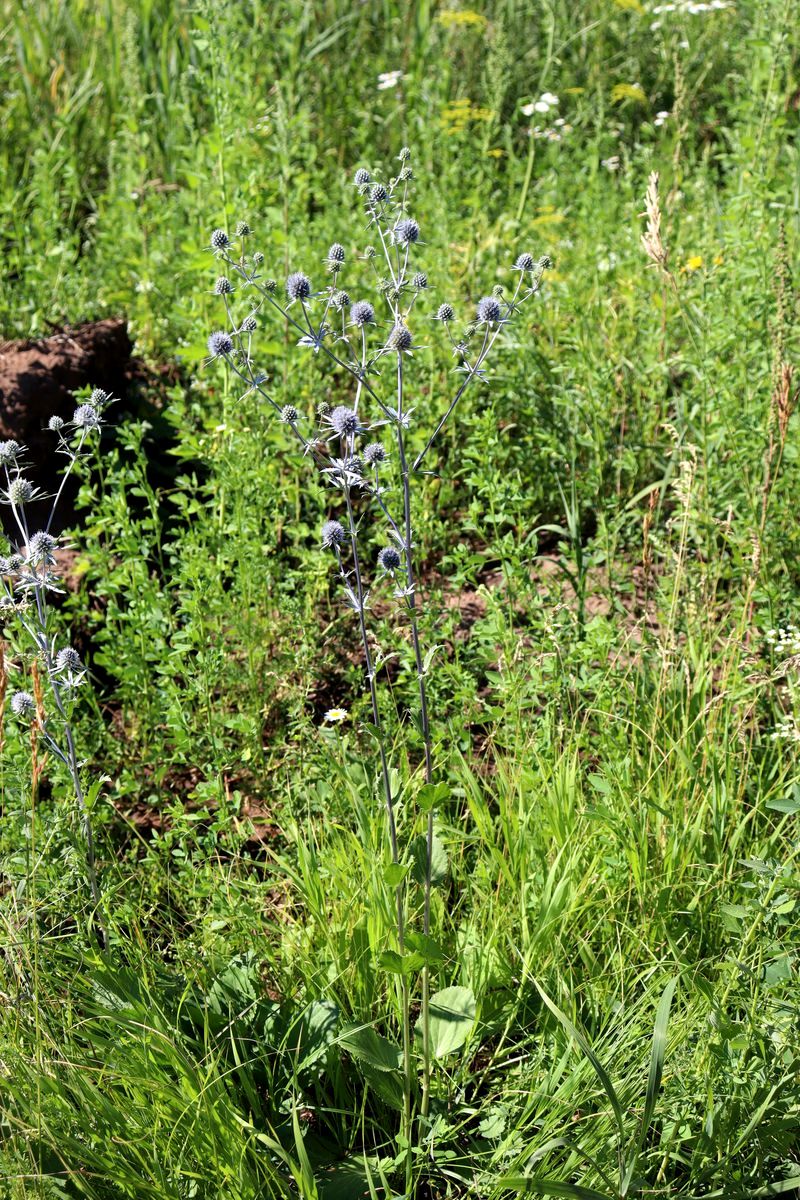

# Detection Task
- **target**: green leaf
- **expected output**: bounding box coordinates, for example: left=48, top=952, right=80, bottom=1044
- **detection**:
left=411, top=833, right=449, bottom=887
left=382, top=861, right=410, bottom=888
left=295, top=1000, right=339, bottom=1071
left=405, top=931, right=446, bottom=965
left=339, top=1023, right=402, bottom=1072
left=499, top=1177, right=613, bottom=1199
left=378, top=949, right=424, bottom=976
left=766, top=795, right=800, bottom=814
left=623, top=977, right=677, bottom=1192
left=532, top=980, right=626, bottom=1146
left=418, top=985, right=476, bottom=1058
left=417, top=781, right=449, bottom=813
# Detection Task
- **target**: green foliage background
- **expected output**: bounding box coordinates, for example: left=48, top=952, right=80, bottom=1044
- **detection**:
left=1, top=0, right=799, bottom=1196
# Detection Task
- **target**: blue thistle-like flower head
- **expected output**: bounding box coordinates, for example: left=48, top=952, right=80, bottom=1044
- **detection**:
left=350, top=300, right=375, bottom=327
left=286, top=272, right=312, bottom=302
left=387, top=324, right=413, bottom=352
left=56, top=646, right=82, bottom=673
left=394, top=218, right=420, bottom=245
left=73, top=403, right=101, bottom=429
left=412, top=272, right=428, bottom=290
left=208, top=330, right=234, bottom=358
left=214, top=276, right=233, bottom=295
left=436, top=303, right=454, bottom=322
left=280, top=405, right=299, bottom=424
left=514, top=252, right=535, bottom=271
left=477, top=296, right=502, bottom=324
left=369, top=183, right=388, bottom=204
left=0, top=440, right=22, bottom=465
left=328, top=406, right=361, bottom=438
left=7, top=478, right=35, bottom=506
left=321, top=520, right=346, bottom=548
left=378, top=546, right=402, bottom=572
left=354, top=167, right=371, bottom=187
left=327, top=243, right=346, bottom=265
left=210, top=228, right=230, bottom=251
left=363, top=442, right=387, bottom=466
left=10, top=691, right=35, bottom=718
left=27, top=531, right=57, bottom=564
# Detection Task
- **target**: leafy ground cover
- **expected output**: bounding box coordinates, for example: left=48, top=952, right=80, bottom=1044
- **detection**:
left=1, top=1, right=799, bottom=1196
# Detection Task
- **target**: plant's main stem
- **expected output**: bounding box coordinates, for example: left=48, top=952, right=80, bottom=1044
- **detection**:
left=340, top=478, right=413, bottom=1194
left=395, top=354, right=435, bottom=1124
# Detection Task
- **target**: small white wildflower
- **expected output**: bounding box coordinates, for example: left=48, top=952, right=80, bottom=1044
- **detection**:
left=377, top=70, right=403, bottom=91
left=324, top=707, right=348, bottom=724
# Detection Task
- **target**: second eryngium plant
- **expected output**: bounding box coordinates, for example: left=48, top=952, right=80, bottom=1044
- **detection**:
left=206, top=148, right=548, bottom=1181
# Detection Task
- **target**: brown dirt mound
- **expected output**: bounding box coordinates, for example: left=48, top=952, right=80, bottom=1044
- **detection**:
left=0, top=318, right=133, bottom=454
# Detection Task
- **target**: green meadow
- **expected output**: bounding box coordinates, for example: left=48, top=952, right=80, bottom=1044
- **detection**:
left=1, top=1, right=799, bottom=1196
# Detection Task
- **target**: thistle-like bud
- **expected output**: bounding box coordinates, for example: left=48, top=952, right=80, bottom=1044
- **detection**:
left=363, top=246, right=377, bottom=259
left=398, top=147, right=411, bottom=161
left=253, top=251, right=265, bottom=267
left=412, top=272, right=428, bottom=290
left=394, top=218, right=420, bottom=245
left=317, top=402, right=331, bottom=418
left=378, top=546, right=402, bottom=572
left=210, top=228, right=230, bottom=251
left=514, top=252, right=535, bottom=271
left=73, top=404, right=101, bottom=428
left=7, top=478, right=35, bottom=506
left=436, top=303, right=454, bottom=322
left=281, top=405, right=300, bottom=424
left=27, top=531, right=57, bottom=565
left=350, top=300, right=375, bottom=327
left=208, top=331, right=233, bottom=358
left=387, top=324, right=413, bottom=352
left=48, top=416, right=65, bottom=432
left=286, top=272, right=312, bottom=301
left=321, top=520, right=346, bottom=548
left=398, top=165, right=413, bottom=182
left=370, top=183, right=388, bottom=204
left=0, top=440, right=22, bottom=465
left=354, top=168, right=371, bottom=187
left=214, top=276, right=233, bottom=295
left=539, top=254, right=553, bottom=270
left=329, top=406, right=361, bottom=438
left=56, top=646, right=82, bottom=673
left=327, top=243, right=346, bottom=265
left=363, top=442, right=387, bottom=466
left=236, top=220, right=251, bottom=237
left=241, top=315, right=257, bottom=333
left=89, top=388, right=110, bottom=406
left=477, top=296, right=502, bottom=324
left=332, top=290, right=351, bottom=310
left=263, top=278, right=277, bottom=293
left=465, top=323, right=478, bottom=338
left=10, top=691, right=35, bottom=718
left=492, top=284, right=504, bottom=299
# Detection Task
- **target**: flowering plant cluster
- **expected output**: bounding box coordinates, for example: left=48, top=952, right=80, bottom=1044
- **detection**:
left=205, top=148, right=549, bottom=1179
left=0, top=393, right=111, bottom=947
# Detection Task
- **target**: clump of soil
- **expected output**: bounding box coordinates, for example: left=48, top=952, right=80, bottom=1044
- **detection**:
left=0, top=318, right=133, bottom=457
